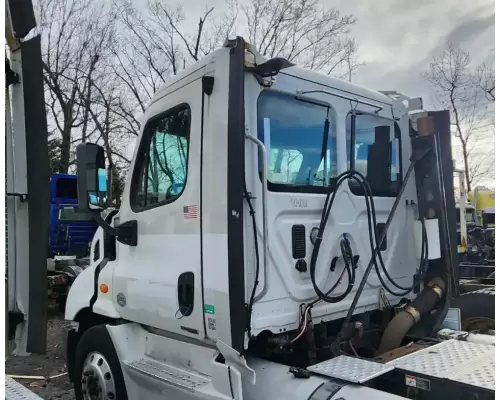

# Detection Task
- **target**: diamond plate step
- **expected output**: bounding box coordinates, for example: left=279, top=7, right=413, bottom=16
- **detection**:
left=307, top=355, right=395, bottom=383
left=389, top=339, right=495, bottom=391
left=6, top=376, right=43, bottom=400
left=126, top=357, right=211, bottom=392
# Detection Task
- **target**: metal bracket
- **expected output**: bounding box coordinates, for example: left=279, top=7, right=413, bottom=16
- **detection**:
left=6, top=192, right=27, bottom=202
left=379, top=90, right=423, bottom=111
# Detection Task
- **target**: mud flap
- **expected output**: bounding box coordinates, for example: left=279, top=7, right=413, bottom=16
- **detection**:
left=65, top=328, right=80, bottom=383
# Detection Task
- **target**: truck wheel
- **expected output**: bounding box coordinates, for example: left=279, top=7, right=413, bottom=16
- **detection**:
left=450, top=289, right=495, bottom=332
left=73, top=325, right=128, bottom=400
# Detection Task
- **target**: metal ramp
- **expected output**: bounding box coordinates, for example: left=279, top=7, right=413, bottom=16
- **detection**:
left=5, top=376, right=43, bottom=400
left=307, top=338, right=494, bottom=398
left=388, top=339, right=495, bottom=392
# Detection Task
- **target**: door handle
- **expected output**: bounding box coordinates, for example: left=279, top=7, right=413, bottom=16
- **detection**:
left=177, top=272, right=194, bottom=317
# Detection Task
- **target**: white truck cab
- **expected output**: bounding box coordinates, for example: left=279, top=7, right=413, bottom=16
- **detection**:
left=63, top=38, right=494, bottom=400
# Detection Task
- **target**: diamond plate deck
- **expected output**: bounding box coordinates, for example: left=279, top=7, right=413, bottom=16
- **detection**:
left=6, top=376, right=43, bottom=400
left=126, top=357, right=210, bottom=392
left=307, top=355, right=395, bottom=383
left=389, top=339, right=495, bottom=391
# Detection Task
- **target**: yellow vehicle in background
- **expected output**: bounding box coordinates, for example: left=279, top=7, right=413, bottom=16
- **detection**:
left=469, top=188, right=495, bottom=228
left=455, top=172, right=495, bottom=276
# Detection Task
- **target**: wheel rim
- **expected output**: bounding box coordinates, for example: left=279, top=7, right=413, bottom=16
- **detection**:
left=81, top=351, right=116, bottom=400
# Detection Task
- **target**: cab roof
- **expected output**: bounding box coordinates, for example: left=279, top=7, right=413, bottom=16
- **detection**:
left=151, top=40, right=394, bottom=109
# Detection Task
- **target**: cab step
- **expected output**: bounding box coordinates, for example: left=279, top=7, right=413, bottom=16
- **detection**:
left=125, top=356, right=211, bottom=392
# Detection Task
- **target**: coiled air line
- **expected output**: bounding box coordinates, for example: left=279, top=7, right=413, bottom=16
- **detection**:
left=308, top=160, right=428, bottom=307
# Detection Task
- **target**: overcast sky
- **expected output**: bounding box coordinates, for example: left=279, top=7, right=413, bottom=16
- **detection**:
left=336, top=0, right=494, bottom=187
left=179, top=0, right=495, bottom=105
left=335, top=0, right=495, bottom=105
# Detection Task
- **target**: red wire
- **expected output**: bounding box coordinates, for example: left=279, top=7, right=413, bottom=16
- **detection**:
left=290, top=267, right=348, bottom=344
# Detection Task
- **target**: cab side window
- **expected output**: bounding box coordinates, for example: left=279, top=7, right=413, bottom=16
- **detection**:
left=132, top=105, right=191, bottom=210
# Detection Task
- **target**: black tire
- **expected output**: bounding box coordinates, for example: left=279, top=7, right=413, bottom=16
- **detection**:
left=73, top=325, right=128, bottom=400
left=450, top=289, right=495, bottom=331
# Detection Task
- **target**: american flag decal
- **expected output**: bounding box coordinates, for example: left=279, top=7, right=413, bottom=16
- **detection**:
left=183, top=205, right=199, bottom=219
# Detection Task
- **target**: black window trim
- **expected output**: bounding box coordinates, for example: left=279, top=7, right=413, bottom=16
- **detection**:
left=346, top=110, right=403, bottom=198
left=130, top=102, right=192, bottom=213
left=256, top=89, right=337, bottom=195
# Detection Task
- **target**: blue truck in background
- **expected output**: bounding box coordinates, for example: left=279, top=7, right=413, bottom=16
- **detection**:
left=48, top=173, right=97, bottom=258
left=47, top=174, right=98, bottom=309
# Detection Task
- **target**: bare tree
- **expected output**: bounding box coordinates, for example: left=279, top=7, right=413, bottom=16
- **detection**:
left=241, top=0, right=359, bottom=79
left=422, top=42, right=494, bottom=191
left=40, top=0, right=360, bottom=183
left=74, top=60, right=133, bottom=201
left=112, top=0, right=359, bottom=141
left=36, top=0, right=115, bottom=172
left=475, top=57, right=495, bottom=102
left=110, top=0, right=234, bottom=117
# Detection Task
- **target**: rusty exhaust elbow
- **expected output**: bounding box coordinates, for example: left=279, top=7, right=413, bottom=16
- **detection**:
left=378, top=278, right=445, bottom=354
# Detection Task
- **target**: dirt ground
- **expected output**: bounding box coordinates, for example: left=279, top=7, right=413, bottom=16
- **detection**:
left=6, top=308, right=75, bottom=400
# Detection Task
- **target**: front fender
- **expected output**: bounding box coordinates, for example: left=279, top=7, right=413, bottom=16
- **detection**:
left=65, top=263, right=122, bottom=321
left=65, top=226, right=103, bottom=321
left=65, top=265, right=96, bottom=321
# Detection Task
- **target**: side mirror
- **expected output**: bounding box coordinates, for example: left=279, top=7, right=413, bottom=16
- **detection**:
left=76, top=143, right=108, bottom=212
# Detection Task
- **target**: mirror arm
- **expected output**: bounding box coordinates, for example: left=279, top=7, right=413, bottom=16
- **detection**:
left=93, top=213, right=122, bottom=236
left=92, top=213, right=138, bottom=246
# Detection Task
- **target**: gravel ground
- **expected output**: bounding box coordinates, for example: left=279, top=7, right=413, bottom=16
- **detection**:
left=6, top=309, right=75, bottom=400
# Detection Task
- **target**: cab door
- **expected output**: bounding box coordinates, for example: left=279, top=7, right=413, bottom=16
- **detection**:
left=111, top=72, right=206, bottom=340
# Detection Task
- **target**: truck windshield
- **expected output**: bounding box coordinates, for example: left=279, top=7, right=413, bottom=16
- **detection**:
left=58, top=207, right=94, bottom=222
left=55, top=178, right=77, bottom=199
left=257, top=90, right=336, bottom=193
left=483, top=212, right=495, bottom=226
left=466, top=210, right=477, bottom=223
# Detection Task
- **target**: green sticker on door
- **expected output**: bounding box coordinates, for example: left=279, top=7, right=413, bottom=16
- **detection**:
left=204, top=304, right=215, bottom=314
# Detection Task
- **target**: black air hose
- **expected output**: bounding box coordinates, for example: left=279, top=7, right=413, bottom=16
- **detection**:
left=309, top=170, right=369, bottom=304
left=334, top=160, right=427, bottom=347
left=309, top=162, right=427, bottom=305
